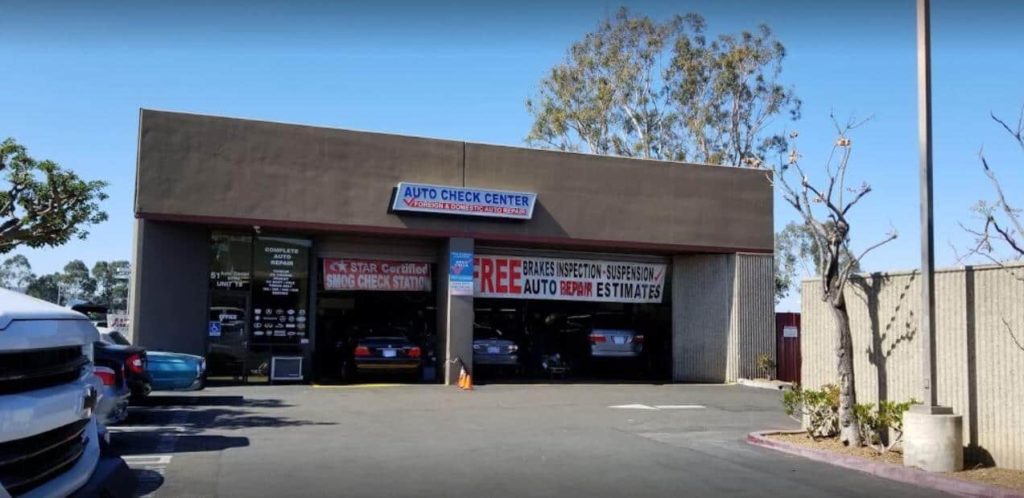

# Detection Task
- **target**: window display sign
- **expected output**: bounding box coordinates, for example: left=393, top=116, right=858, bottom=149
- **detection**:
left=449, top=251, right=474, bottom=296
left=391, top=182, right=537, bottom=220
left=473, top=255, right=666, bottom=303
left=251, top=237, right=310, bottom=343
left=322, top=258, right=432, bottom=292
left=210, top=233, right=252, bottom=290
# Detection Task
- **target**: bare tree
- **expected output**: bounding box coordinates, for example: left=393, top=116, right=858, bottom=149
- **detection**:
left=961, top=109, right=1024, bottom=268
left=960, top=109, right=1024, bottom=352
left=771, top=116, right=897, bottom=446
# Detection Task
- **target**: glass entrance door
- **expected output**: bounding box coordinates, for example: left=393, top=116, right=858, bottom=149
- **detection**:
left=207, top=291, right=250, bottom=382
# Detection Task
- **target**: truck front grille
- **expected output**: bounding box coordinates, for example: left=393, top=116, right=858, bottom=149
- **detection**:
left=0, top=346, right=88, bottom=394
left=0, top=419, right=89, bottom=496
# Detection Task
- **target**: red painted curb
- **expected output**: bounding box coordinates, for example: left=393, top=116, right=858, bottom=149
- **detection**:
left=747, top=430, right=1024, bottom=498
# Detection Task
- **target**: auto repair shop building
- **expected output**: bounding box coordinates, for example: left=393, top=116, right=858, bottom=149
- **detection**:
left=130, top=109, right=775, bottom=385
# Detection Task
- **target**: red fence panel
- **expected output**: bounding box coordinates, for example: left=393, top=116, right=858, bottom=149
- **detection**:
left=776, top=312, right=801, bottom=383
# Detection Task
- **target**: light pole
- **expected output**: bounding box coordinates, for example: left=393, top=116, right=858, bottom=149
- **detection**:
left=917, top=0, right=938, bottom=409
left=903, top=0, right=963, bottom=473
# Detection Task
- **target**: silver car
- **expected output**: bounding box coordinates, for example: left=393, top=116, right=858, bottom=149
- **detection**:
left=93, top=364, right=130, bottom=425
left=581, top=314, right=644, bottom=358
left=472, top=325, right=521, bottom=370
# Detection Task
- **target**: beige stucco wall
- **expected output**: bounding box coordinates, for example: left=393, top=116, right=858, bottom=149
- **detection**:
left=801, top=264, right=1024, bottom=470
left=136, top=109, right=772, bottom=254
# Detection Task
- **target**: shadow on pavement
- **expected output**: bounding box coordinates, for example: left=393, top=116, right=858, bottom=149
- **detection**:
left=133, top=469, right=164, bottom=496
left=117, top=433, right=250, bottom=455
left=133, top=395, right=294, bottom=409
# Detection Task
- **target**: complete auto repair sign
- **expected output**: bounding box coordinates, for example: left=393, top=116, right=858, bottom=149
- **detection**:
left=474, top=255, right=666, bottom=303
left=323, top=258, right=431, bottom=291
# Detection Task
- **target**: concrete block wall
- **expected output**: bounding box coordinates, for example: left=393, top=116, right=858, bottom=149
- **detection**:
left=672, top=253, right=775, bottom=383
left=801, top=263, right=1024, bottom=470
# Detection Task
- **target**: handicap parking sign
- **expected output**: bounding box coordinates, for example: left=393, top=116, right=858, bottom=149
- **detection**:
left=208, top=321, right=222, bottom=337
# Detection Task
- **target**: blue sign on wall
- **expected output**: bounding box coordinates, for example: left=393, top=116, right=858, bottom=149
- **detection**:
left=391, top=182, right=537, bottom=220
left=449, top=251, right=474, bottom=296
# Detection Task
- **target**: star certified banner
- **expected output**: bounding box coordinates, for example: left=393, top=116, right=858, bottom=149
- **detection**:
left=473, top=255, right=666, bottom=303
left=391, top=182, right=537, bottom=220
left=322, top=258, right=432, bottom=292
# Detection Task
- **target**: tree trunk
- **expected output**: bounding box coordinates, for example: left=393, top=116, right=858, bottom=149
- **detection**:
left=830, top=292, right=862, bottom=446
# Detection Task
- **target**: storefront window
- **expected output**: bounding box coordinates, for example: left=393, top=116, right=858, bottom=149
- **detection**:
left=251, top=236, right=311, bottom=346
left=210, top=232, right=253, bottom=290
left=206, top=233, right=312, bottom=383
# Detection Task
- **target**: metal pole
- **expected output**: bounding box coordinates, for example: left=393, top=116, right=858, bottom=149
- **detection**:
left=917, top=0, right=939, bottom=407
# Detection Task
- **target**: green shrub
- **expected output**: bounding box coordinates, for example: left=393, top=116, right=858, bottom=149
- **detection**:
left=782, top=384, right=840, bottom=438
left=854, top=399, right=918, bottom=454
left=755, top=352, right=776, bottom=379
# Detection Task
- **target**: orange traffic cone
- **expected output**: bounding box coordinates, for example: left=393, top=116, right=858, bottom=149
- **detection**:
left=458, top=366, right=473, bottom=390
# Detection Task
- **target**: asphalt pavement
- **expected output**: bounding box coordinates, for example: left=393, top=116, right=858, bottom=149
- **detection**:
left=109, top=383, right=949, bottom=497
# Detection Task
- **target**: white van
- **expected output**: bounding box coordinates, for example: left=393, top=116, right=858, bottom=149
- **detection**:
left=0, top=289, right=134, bottom=498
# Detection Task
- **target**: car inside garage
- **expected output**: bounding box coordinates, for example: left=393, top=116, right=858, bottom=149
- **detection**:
left=471, top=251, right=672, bottom=383
left=314, top=258, right=439, bottom=384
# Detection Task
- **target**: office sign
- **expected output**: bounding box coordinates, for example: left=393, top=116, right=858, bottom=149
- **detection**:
left=322, top=258, right=432, bottom=292
left=473, top=255, right=666, bottom=303
left=449, top=251, right=474, bottom=296
left=391, top=182, right=537, bottom=220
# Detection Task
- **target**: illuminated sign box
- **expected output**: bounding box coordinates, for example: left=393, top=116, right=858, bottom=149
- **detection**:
left=391, top=182, right=537, bottom=220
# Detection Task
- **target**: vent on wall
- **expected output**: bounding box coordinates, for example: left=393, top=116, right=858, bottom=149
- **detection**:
left=271, top=356, right=303, bottom=381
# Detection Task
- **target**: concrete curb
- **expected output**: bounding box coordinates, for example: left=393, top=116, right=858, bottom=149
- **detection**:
left=747, top=430, right=1024, bottom=498
left=737, top=378, right=794, bottom=391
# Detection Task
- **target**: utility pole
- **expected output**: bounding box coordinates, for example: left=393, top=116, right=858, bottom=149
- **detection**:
left=917, top=0, right=938, bottom=408
left=904, top=0, right=962, bottom=473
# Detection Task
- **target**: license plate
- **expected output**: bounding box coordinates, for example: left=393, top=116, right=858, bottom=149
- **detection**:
left=487, top=346, right=500, bottom=354
left=613, top=336, right=627, bottom=345
left=382, top=349, right=397, bottom=358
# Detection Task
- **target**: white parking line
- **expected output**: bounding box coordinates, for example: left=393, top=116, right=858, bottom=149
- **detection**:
left=109, top=425, right=187, bottom=433
left=609, top=404, right=707, bottom=410
left=609, top=404, right=658, bottom=410
left=121, top=409, right=190, bottom=497
left=123, top=455, right=174, bottom=465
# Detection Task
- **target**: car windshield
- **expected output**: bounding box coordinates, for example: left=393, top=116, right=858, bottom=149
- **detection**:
left=355, top=324, right=409, bottom=339
left=473, top=324, right=504, bottom=339
left=591, top=314, right=631, bottom=330
left=105, top=331, right=132, bottom=346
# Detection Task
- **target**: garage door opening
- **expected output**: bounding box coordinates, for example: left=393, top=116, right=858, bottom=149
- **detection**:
left=314, top=258, right=439, bottom=384
left=472, top=298, right=672, bottom=384
left=471, top=252, right=672, bottom=384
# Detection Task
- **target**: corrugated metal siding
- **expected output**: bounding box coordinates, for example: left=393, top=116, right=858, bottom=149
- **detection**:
left=802, top=263, right=1024, bottom=470
left=672, top=254, right=736, bottom=382
left=735, top=254, right=776, bottom=379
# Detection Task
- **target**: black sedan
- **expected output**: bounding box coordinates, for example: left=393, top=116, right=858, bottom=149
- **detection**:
left=93, top=340, right=151, bottom=399
left=352, top=336, right=422, bottom=379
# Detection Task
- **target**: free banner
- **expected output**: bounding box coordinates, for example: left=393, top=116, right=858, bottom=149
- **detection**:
left=473, top=255, right=666, bottom=303
left=322, top=258, right=432, bottom=292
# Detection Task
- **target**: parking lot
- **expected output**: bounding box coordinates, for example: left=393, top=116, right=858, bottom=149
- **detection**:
left=110, top=384, right=946, bottom=497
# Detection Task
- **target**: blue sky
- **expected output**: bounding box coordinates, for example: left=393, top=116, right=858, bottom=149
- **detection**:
left=2, top=0, right=1022, bottom=311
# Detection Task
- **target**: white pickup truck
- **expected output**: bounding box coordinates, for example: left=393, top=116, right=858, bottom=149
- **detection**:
left=0, top=289, right=134, bottom=498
